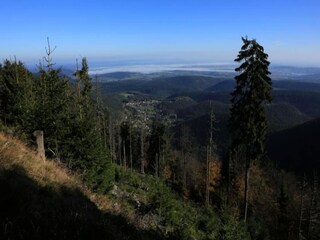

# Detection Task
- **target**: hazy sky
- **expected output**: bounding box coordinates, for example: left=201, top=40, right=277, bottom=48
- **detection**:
left=1, top=0, right=320, bottom=66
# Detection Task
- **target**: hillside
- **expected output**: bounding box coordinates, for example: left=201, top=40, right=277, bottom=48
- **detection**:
left=0, top=132, right=165, bottom=240
left=267, top=118, right=320, bottom=175
left=1, top=131, right=249, bottom=239
left=266, top=103, right=310, bottom=132
left=100, top=76, right=320, bottom=125
left=177, top=101, right=309, bottom=129
left=94, top=72, right=146, bottom=82
left=169, top=89, right=320, bottom=118
left=101, top=75, right=223, bottom=98
left=207, top=80, right=320, bottom=92
left=2, top=57, right=320, bottom=239
left=205, top=80, right=320, bottom=118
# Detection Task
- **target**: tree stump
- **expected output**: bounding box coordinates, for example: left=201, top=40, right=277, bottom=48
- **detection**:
left=33, top=130, right=45, bottom=161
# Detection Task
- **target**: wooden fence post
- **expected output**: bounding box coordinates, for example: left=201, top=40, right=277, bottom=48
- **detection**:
left=33, top=130, right=45, bottom=161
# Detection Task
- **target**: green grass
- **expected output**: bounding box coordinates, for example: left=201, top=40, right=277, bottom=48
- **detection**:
left=108, top=167, right=249, bottom=239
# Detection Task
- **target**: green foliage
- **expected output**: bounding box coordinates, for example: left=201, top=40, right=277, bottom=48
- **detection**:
left=62, top=57, right=113, bottom=190
left=3, top=48, right=310, bottom=240
left=200, top=207, right=221, bottom=240
left=146, top=119, right=175, bottom=179
left=230, top=36, right=272, bottom=162
left=0, top=52, right=113, bottom=192
left=229, top=37, right=272, bottom=224
left=34, top=62, right=72, bottom=152
left=0, top=156, right=164, bottom=240
left=219, top=206, right=250, bottom=240
left=110, top=167, right=250, bottom=240
left=0, top=59, right=36, bottom=133
left=159, top=96, right=198, bottom=115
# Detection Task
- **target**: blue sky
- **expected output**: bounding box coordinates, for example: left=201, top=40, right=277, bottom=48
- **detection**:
left=1, top=0, right=319, bottom=66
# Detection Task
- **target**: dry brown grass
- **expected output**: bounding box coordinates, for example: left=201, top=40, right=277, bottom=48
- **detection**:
left=0, top=133, right=76, bottom=187
left=0, top=132, right=113, bottom=211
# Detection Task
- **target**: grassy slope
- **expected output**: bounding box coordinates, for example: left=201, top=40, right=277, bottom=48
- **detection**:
left=1, top=132, right=242, bottom=240
left=0, top=132, right=165, bottom=240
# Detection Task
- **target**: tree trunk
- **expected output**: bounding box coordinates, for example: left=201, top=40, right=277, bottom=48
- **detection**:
left=155, top=153, right=159, bottom=177
left=140, top=127, right=145, bottom=174
left=103, top=115, right=107, bottom=149
left=205, top=145, right=210, bottom=207
left=123, top=141, right=127, bottom=169
left=308, top=173, right=319, bottom=240
left=299, top=178, right=306, bottom=240
left=130, top=124, right=133, bottom=171
left=118, top=135, right=122, bottom=166
left=227, top=153, right=232, bottom=205
left=244, top=160, right=250, bottom=223
left=109, top=119, right=113, bottom=163
left=33, top=130, right=45, bottom=161
left=206, top=105, right=214, bottom=207
left=182, top=154, right=187, bottom=190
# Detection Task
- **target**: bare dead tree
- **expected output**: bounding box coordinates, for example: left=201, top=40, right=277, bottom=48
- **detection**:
left=43, top=37, right=57, bottom=69
left=129, top=119, right=133, bottom=171
left=299, top=175, right=308, bottom=240
left=140, top=112, right=146, bottom=174
left=206, top=103, right=215, bottom=207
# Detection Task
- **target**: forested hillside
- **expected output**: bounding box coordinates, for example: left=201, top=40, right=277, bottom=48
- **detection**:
left=0, top=132, right=164, bottom=240
left=1, top=40, right=320, bottom=240
left=268, top=118, right=320, bottom=174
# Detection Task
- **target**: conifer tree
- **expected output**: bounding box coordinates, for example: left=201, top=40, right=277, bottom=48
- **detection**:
left=67, top=57, right=113, bottom=190
left=0, top=59, right=35, bottom=131
left=147, top=119, right=171, bottom=177
left=277, top=184, right=290, bottom=239
left=34, top=39, right=72, bottom=156
left=229, top=37, right=272, bottom=222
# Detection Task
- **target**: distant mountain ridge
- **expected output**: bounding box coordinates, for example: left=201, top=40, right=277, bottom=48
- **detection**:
left=207, top=80, right=320, bottom=92
left=102, top=75, right=223, bottom=98
left=39, top=64, right=320, bottom=83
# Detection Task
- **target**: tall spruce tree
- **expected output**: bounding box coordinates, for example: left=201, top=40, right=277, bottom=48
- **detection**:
left=68, top=57, right=113, bottom=190
left=0, top=59, right=35, bottom=131
left=35, top=41, right=71, bottom=156
left=229, top=37, right=272, bottom=222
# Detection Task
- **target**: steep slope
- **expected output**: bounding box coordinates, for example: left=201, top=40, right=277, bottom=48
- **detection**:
left=266, top=103, right=310, bottom=132
left=157, top=96, right=198, bottom=115
left=1, top=132, right=240, bottom=239
left=272, top=90, right=320, bottom=118
left=177, top=101, right=308, bottom=130
left=170, top=89, right=320, bottom=118
left=173, top=101, right=309, bottom=155
left=0, top=132, right=163, bottom=240
left=267, top=118, right=320, bottom=174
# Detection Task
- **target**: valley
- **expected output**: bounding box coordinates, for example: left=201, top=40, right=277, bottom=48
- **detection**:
left=99, top=71, right=320, bottom=174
